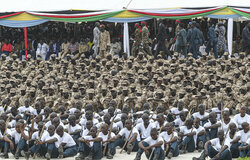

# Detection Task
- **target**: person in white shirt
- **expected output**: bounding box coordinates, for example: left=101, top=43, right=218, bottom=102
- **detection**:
left=178, top=118, right=197, bottom=153
left=193, top=118, right=206, bottom=152
left=23, top=122, right=47, bottom=159
left=170, top=100, right=188, bottom=119
left=136, top=114, right=156, bottom=140
left=204, top=112, right=221, bottom=140
left=64, top=115, right=81, bottom=142
left=0, top=120, right=11, bottom=158
left=225, top=123, right=239, bottom=158
left=5, top=122, right=29, bottom=159
left=18, top=98, right=34, bottom=121
left=173, top=111, right=186, bottom=128
left=239, top=137, right=250, bottom=158
left=97, top=113, right=118, bottom=131
left=192, top=104, right=209, bottom=125
left=51, top=117, right=65, bottom=130
left=81, top=120, right=92, bottom=137
left=99, top=123, right=116, bottom=159
left=115, top=113, right=128, bottom=131
left=80, top=110, right=99, bottom=129
left=111, top=119, right=140, bottom=155
left=193, top=130, right=232, bottom=160
left=45, top=112, right=58, bottom=129
left=211, top=101, right=229, bottom=120
left=160, top=123, right=179, bottom=159
left=55, top=125, right=77, bottom=158
left=154, top=113, right=168, bottom=131
left=230, top=122, right=250, bottom=158
left=135, top=128, right=165, bottom=160
left=234, top=106, right=250, bottom=129
left=218, top=110, right=237, bottom=134
left=31, top=101, right=44, bottom=116
left=76, top=126, right=102, bottom=160
left=36, top=40, right=49, bottom=60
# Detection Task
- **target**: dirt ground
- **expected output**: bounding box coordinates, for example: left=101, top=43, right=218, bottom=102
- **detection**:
left=7, top=149, right=238, bottom=160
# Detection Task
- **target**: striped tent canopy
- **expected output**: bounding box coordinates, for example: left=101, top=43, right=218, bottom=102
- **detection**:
left=0, top=0, right=249, bottom=27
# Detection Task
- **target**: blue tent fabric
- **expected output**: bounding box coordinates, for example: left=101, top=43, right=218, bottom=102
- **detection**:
left=0, top=19, right=49, bottom=28
left=103, top=17, right=151, bottom=23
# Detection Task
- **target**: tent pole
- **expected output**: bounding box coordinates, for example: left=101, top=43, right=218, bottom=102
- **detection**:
left=154, top=18, right=157, bottom=37
left=123, top=22, right=130, bottom=57
left=24, top=27, right=28, bottom=59
left=227, top=18, right=233, bottom=57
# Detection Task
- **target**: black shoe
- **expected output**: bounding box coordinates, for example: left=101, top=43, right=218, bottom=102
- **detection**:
left=45, top=152, right=51, bottom=160
left=25, top=151, right=31, bottom=160
left=153, top=154, right=159, bottom=160
left=198, top=141, right=204, bottom=152
left=127, top=144, right=133, bottom=155
left=134, top=152, right=142, bottom=160
left=75, top=152, right=85, bottom=160
left=106, top=149, right=113, bottom=159
left=167, top=149, right=173, bottom=159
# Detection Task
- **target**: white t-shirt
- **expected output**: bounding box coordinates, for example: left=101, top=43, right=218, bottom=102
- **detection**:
left=174, top=118, right=184, bottom=127
left=64, top=124, right=81, bottom=133
left=45, top=121, right=65, bottom=129
left=160, top=131, right=178, bottom=143
left=80, top=118, right=99, bottom=129
left=194, top=126, right=205, bottom=146
left=143, top=136, right=164, bottom=150
left=103, top=109, right=121, bottom=115
left=96, top=122, right=117, bottom=130
left=136, top=122, right=156, bottom=139
left=236, top=130, right=250, bottom=143
left=154, top=121, right=168, bottom=130
left=0, top=106, right=11, bottom=113
left=81, top=111, right=100, bottom=120
left=31, top=109, right=44, bottom=116
left=82, top=129, right=90, bottom=137
left=32, top=130, right=49, bottom=140
left=210, top=137, right=230, bottom=151
left=170, top=108, right=188, bottom=119
left=234, top=114, right=250, bottom=129
left=82, top=135, right=102, bottom=147
left=115, top=121, right=124, bottom=130
left=55, top=132, right=76, bottom=148
left=18, top=106, right=34, bottom=114
left=136, top=118, right=154, bottom=125
left=218, top=119, right=237, bottom=134
left=211, top=107, right=229, bottom=120
left=99, top=132, right=116, bottom=146
left=179, top=126, right=197, bottom=139
left=247, top=138, right=250, bottom=145
left=118, top=127, right=141, bottom=141
left=41, top=132, right=57, bottom=142
left=0, top=128, right=11, bottom=137
left=29, top=122, right=38, bottom=130
left=193, top=112, right=209, bottom=123
left=204, top=121, right=221, bottom=131
left=10, top=130, right=29, bottom=144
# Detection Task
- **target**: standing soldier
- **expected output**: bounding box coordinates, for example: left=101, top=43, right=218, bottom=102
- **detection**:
left=93, top=22, right=100, bottom=56
left=131, top=23, right=142, bottom=57
left=215, top=21, right=228, bottom=57
left=99, top=25, right=111, bottom=59
left=156, top=20, right=168, bottom=59
left=242, top=22, right=250, bottom=55
left=176, top=23, right=187, bottom=57
left=206, top=22, right=218, bottom=58
left=141, top=21, right=152, bottom=56
left=187, top=21, right=200, bottom=59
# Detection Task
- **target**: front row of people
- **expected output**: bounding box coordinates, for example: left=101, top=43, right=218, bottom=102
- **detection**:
left=0, top=115, right=249, bottom=160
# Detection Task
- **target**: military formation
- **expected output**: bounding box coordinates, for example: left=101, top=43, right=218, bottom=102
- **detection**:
left=0, top=20, right=249, bottom=160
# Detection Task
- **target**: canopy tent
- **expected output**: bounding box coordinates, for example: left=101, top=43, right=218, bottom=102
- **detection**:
left=0, top=0, right=249, bottom=57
